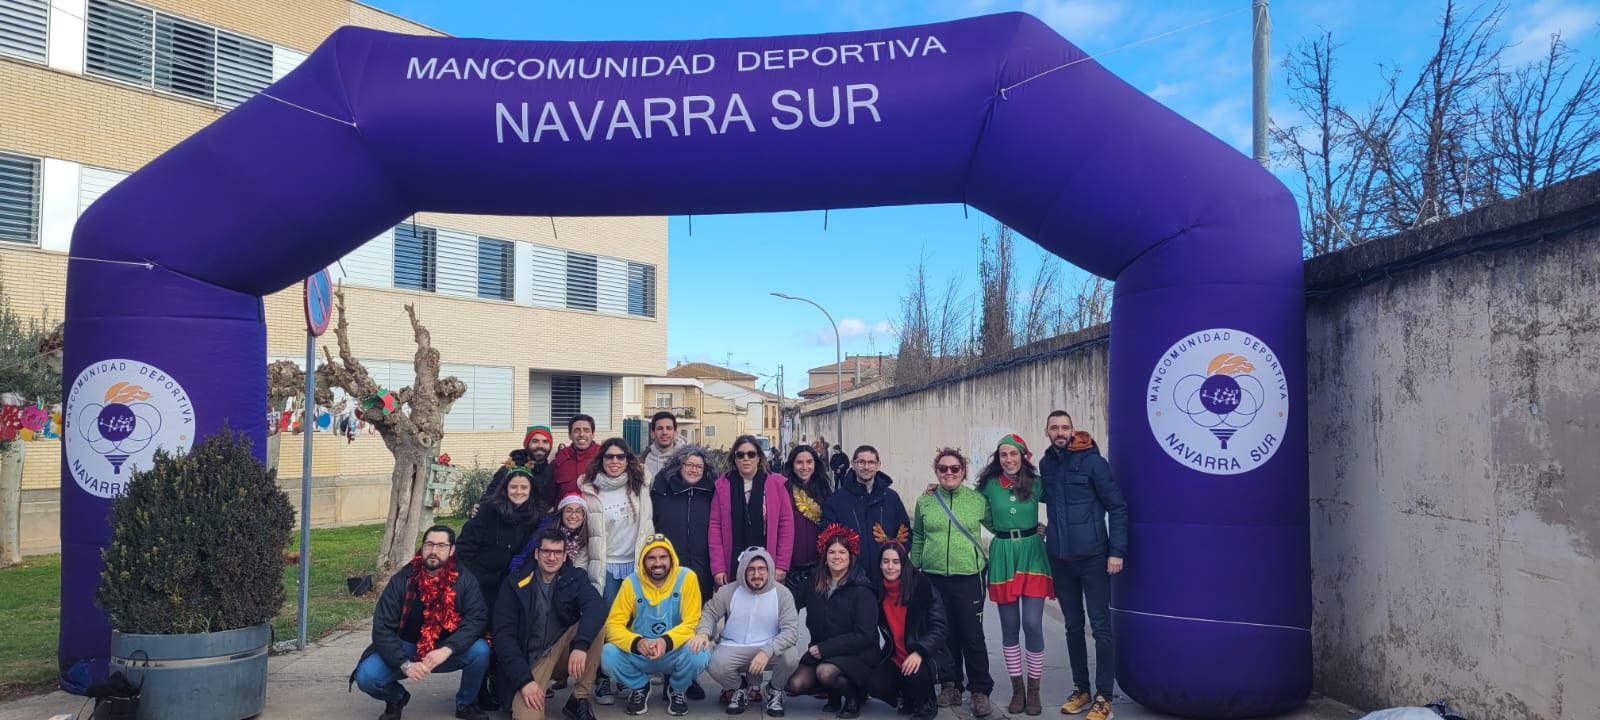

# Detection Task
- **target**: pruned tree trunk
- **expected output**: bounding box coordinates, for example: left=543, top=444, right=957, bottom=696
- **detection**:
left=318, top=289, right=466, bottom=587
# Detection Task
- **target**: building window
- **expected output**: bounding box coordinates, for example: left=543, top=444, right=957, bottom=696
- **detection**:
left=550, top=374, right=582, bottom=426
left=394, top=224, right=437, bottom=291
left=565, top=252, right=598, bottom=311
left=706, top=426, right=717, bottom=438
left=86, top=0, right=272, bottom=108
left=0, top=0, right=49, bottom=63
left=0, top=152, right=41, bottom=245
left=477, top=237, right=514, bottom=301
left=441, top=364, right=513, bottom=432
left=628, top=262, right=657, bottom=318
left=654, top=392, right=673, bottom=407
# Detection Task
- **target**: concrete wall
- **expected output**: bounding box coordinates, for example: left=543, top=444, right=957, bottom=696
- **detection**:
left=797, top=173, right=1600, bottom=719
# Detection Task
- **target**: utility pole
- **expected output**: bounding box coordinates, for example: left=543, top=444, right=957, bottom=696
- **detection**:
left=1252, top=0, right=1271, bottom=169
left=777, top=365, right=786, bottom=450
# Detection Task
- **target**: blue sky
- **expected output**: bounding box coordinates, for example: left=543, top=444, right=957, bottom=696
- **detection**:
left=365, top=0, right=1599, bottom=395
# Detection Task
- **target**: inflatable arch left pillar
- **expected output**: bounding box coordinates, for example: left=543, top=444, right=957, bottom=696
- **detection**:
left=61, top=13, right=1308, bottom=718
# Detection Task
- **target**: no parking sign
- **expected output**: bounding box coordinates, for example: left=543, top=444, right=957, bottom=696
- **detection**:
left=304, top=269, right=332, bottom=337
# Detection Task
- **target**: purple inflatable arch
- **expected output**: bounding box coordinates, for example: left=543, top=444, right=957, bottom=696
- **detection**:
left=61, top=12, right=1307, bottom=717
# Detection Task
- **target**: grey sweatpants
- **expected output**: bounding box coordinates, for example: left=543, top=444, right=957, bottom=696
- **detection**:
left=706, top=644, right=798, bottom=690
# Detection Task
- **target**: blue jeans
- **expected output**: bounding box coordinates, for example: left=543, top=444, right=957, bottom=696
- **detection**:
left=601, top=643, right=711, bottom=692
left=354, top=639, right=491, bottom=707
left=1051, top=556, right=1114, bottom=699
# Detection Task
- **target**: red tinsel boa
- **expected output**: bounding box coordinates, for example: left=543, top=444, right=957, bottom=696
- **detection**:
left=407, top=553, right=461, bottom=660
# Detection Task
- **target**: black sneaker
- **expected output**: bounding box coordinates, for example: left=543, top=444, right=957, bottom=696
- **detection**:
left=688, top=680, right=707, bottom=700
left=454, top=704, right=489, bottom=720
left=763, top=685, right=786, bottom=718
left=626, top=685, right=653, bottom=716
left=909, top=701, right=938, bottom=720
left=379, top=687, right=411, bottom=720
left=563, top=696, right=598, bottom=720
left=726, top=686, right=748, bottom=715
left=837, top=694, right=862, bottom=719
left=668, top=688, right=689, bottom=716
left=593, top=676, right=615, bottom=706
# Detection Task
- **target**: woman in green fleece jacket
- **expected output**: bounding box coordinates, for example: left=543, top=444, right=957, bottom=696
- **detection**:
left=910, top=448, right=995, bottom=718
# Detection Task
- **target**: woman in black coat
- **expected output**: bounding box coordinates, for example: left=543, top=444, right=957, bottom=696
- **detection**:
left=787, top=524, right=882, bottom=719
left=869, top=543, right=949, bottom=720
left=649, top=444, right=716, bottom=601
left=457, top=466, right=550, bottom=615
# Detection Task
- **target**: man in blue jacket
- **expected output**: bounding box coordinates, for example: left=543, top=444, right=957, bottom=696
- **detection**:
left=1039, top=411, right=1128, bottom=720
left=820, top=445, right=911, bottom=563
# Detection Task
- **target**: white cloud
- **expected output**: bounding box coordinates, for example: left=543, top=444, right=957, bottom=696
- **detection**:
left=1148, top=81, right=1186, bottom=101
left=1505, top=0, right=1600, bottom=65
left=812, top=318, right=894, bottom=345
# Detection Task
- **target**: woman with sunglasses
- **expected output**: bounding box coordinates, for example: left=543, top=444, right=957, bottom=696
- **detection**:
left=910, top=448, right=994, bottom=716
left=578, top=437, right=653, bottom=705
left=710, top=435, right=795, bottom=588
left=976, top=435, right=1053, bottom=716
left=869, top=542, right=949, bottom=720
left=781, top=444, right=833, bottom=597
left=785, top=525, right=879, bottom=719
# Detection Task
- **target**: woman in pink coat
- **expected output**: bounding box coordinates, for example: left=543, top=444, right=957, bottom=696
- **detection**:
left=709, top=434, right=796, bottom=585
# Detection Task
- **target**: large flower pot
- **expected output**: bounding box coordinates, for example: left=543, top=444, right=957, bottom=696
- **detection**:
left=110, top=623, right=271, bottom=720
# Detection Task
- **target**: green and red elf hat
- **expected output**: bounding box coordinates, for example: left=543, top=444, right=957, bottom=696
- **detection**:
left=998, top=433, right=1032, bottom=459
left=523, top=425, right=553, bottom=450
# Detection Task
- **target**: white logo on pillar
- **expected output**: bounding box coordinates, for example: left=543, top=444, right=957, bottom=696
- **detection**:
left=1146, top=329, right=1288, bottom=476
left=64, top=359, right=196, bottom=498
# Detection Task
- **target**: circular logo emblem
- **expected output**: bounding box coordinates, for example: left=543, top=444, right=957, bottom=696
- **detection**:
left=65, top=359, right=195, bottom=498
left=1146, top=329, right=1288, bottom=475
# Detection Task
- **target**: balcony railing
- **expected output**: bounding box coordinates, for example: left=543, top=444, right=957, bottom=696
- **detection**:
left=645, top=405, right=698, bottom=420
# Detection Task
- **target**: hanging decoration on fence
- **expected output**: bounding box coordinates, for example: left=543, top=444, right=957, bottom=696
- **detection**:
left=59, top=13, right=1307, bottom=718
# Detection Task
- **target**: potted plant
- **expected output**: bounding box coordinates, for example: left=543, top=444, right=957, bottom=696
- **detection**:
left=97, top=427, right=294, bottom=720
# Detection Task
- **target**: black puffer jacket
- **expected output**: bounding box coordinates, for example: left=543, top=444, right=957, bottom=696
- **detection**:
left=350, top=564, right=488, bottom=674
left=820, top=470, right=912, bottom=563
left=1039, top=432, right=1129, bottom=560
left=875, top=570, right=951, bottom=670
left=793, top=569, right=881, bottom=667
left=457, top=503, right=548, bottom=613
left=492, top=562, right=605, bottom=706
left=650, top=466, right=715, bottom=599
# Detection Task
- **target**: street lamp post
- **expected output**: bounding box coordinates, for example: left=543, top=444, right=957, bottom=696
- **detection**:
left=772, top=292, right=843, bottom=457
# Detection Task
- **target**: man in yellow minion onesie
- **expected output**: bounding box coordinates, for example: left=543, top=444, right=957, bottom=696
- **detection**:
left=602, top=534, right=712, bottom=717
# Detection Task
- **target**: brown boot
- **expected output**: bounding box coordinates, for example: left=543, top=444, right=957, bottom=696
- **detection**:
left=1007, top=677, right=1026, bottom=715
left=1025, top=678, right=1042, bottom=716
left=938, top=683, right=962, bottom=708
left=971, top=692, right=994, bottom=717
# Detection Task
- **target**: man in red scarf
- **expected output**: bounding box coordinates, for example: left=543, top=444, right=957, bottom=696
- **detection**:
left=352, top=526, right=492, bottom=720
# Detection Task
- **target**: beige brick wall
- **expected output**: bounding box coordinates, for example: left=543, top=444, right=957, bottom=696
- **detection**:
left=1, top=0, right=669, bottom=517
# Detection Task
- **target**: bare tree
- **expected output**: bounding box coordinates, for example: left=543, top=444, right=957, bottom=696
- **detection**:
left=1062, top=275, right=1113, bottom=332
left=892, top=256, right=934, bottom=386
left=1365, top=1, right=1506, bottom=232
left=1480, top=32, right=1600, bottom=197
left=1018, top=250, right=1063, bottom=345
left=316, top=289, right=466, bottom=585
left=978, top=225, right=1016, bottom=357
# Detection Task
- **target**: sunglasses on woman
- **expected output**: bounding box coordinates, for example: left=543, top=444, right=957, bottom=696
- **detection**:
left=602, top=453, right=629, bottom=461
left=733, top=451, right=761, bottom=460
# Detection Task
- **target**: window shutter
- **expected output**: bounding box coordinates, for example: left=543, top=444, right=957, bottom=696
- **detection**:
left=271, top=45, right=305, bottom=81
left=338, top=228, right=394, bottom=289
left=434, top=228, right=478, bottom=298
left=440, top=363, right=475, bottom=432
left=0, top=0, right=49, bottom=63
left=528, top=372, right=552, bottom=427
left=596, top=257, right=628, bottom=315
left=550, top=374, right=583, bottom=428
left=153, top=12, right=215, bottom=102
left=477, top=237, right=514, bottom=301
left=564, top=252, right=598, bottom=311
left=581, top=375, right=613, bottom=431
left=394, top=223, right=437, bottom=291
left=0, top=152, right=40, bottom=244
left=215, top=30, right=272, bottom=107
left=628, top=262, right=657, bottom=317
left=529, top=244, right=567, bottom=308
left=86, top=0, right=153, bottom=86
left=79, top=167, right=130, bottom=215
left=472, top=366, right=513, bottom=430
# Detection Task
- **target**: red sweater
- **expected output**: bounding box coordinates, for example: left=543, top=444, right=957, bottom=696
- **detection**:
left=881, top=578, right=908, bottom=664
left=551, top=443, right=599, bottom=501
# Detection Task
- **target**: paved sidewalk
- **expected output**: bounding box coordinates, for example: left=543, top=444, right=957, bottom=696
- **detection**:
left=1, top=606, right=1365, bottom=720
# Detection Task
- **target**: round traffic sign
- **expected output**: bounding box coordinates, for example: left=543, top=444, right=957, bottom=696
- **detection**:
left=304, top=269, right=332, bottom=337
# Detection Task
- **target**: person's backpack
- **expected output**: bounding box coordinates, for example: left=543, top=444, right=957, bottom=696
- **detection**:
left=87, top=670, right=141, bottom=720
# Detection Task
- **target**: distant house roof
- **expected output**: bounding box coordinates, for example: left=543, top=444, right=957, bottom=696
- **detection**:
left=667, top=362, right=758, bottom=382
left=808, top=355, right=896, bottom=373
left=797, top=380, right=859, bottom=398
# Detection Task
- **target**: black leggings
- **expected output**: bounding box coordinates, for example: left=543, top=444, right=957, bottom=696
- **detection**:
left=787, top=655, right=872, bottom=697
left=866, top=658, right=936, bottom=710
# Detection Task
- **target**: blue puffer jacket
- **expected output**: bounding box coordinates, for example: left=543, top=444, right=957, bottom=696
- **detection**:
left=1039, top=431, right=1128, bottom=560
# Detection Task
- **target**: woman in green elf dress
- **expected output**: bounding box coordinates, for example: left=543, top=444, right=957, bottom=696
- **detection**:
left=976, top=434, right=1053, bottom=716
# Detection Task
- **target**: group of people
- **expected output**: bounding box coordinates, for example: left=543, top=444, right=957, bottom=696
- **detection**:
left=349, top=409, right=1129, bottom=720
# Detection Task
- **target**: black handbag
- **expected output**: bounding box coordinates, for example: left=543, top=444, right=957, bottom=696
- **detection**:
left=87, top=667, right=141, bottom=720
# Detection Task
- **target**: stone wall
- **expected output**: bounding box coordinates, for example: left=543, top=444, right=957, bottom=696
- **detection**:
left=796, top=173, right=1600, bottom=719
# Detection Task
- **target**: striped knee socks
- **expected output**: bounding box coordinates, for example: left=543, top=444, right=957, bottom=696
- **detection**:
left=1025, top=650, right=1045, bottom=680
left=1003, top=645, right=1023, bottom=677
